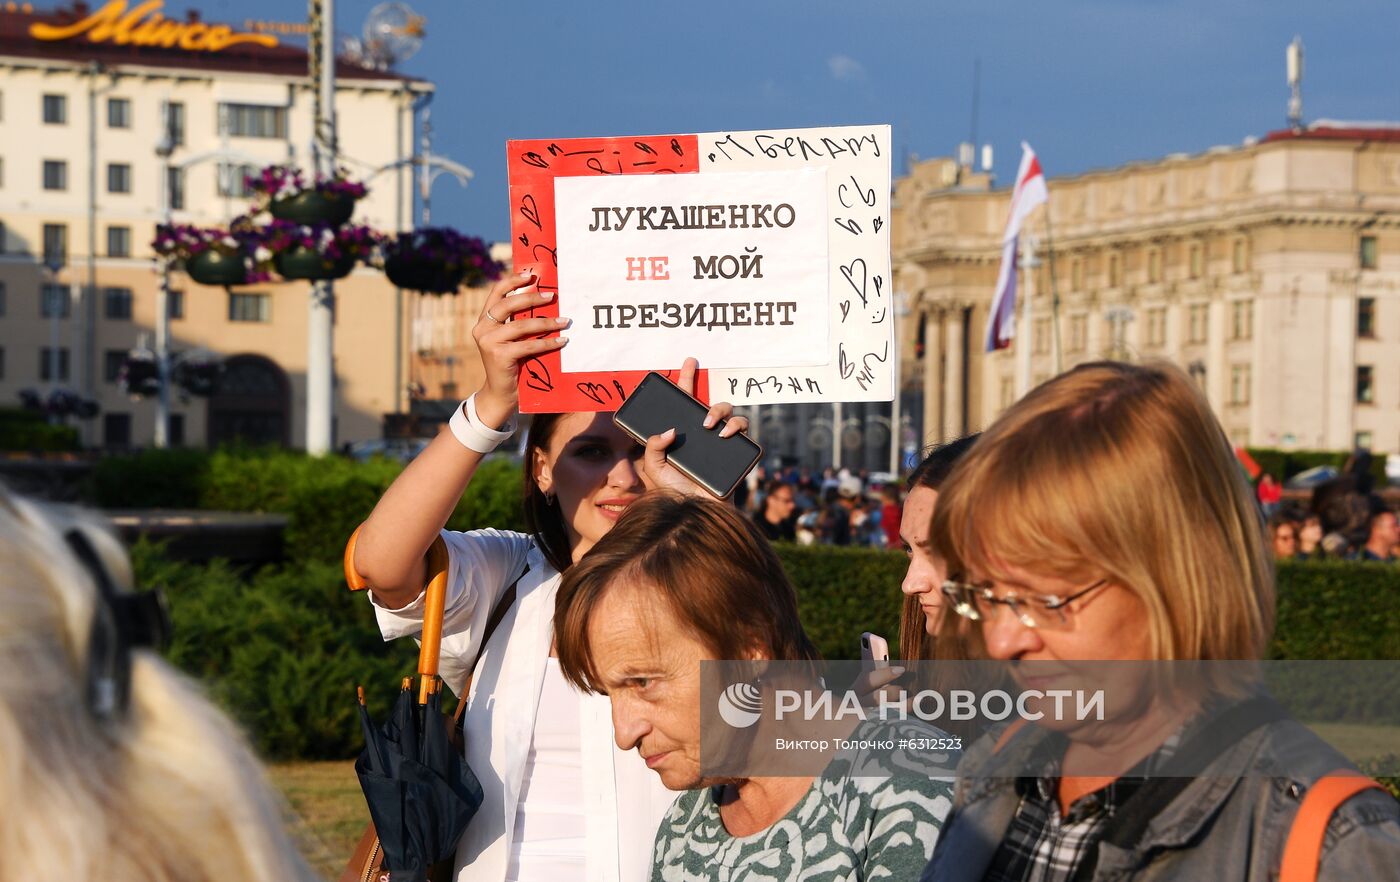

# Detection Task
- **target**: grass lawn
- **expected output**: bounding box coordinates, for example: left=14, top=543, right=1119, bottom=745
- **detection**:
left=270, top=761, right=367, bottom=880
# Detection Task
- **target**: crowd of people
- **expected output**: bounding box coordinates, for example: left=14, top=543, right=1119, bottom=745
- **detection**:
left=743, top=465, right=903, bottom=549
left=2, top=271, right=1396, bottom=882
left=1261, top=452, right=1400, bottom=562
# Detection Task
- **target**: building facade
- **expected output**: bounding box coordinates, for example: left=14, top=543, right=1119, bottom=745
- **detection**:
left=0, top=1, right=432, bottom=448
left=893, top=123, right=1400, bottom=454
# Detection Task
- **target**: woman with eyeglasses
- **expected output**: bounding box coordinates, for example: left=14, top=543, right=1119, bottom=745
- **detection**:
left=919, top=361, right=1400, bottom=882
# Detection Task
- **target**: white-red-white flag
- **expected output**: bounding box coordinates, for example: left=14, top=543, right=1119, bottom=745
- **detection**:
left=985, top=142, right=1049, bottom=352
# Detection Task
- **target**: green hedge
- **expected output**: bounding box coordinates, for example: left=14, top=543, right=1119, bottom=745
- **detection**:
left=138, top=537, right=1400, bottom=761
left=1245, top=446, right=1388, bottom=487
left=0, top=408, right=79, bottom=452
left=95, top=448, right=526, bottom=562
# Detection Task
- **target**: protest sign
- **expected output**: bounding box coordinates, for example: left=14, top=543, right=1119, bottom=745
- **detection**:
left=506, top=125, right=891, bottom=413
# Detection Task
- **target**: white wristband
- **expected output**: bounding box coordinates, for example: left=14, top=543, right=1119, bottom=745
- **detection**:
left=449, top=393, right=517, bottom=454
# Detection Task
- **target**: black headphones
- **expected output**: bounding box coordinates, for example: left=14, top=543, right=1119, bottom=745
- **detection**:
left=64, top=530, right=172, bottom=721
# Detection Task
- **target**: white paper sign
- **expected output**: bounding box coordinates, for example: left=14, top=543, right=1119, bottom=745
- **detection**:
left=699, top=126, right=894, bottom=405
left=555, top=169, right=830, bottom=373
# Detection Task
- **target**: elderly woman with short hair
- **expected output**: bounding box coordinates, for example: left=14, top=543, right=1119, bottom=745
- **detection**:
left=920, top=361, right=1400, bottom=882
left=555, top=492, right=954, bottom=882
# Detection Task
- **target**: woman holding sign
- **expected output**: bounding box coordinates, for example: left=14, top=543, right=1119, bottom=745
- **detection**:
left=350, top=271, right=750, bottom=882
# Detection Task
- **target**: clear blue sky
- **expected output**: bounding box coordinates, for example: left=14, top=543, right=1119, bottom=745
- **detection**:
left=178, top=0, right=1398, bottom=243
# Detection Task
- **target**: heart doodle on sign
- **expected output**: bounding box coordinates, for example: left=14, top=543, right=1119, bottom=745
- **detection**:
left=533, top=244, right=558, bottom=267
left=523, top=357, right=554, bottom=393
left=576, top=382, right=610, bottom=405
left=520, top=194, right=542, bottom=230
left=840, top=258, right=869, bottom=307
left=517, top=234, right=529, bottom=247
left=873, top=276, right=884, bottom=300
left=839, top=301, right=851, bottom=322
left=521, top=152, right=549, bottom=170
left=838, top=343, right=855, bottom=380
left=872, top=216, right=884, bottom=234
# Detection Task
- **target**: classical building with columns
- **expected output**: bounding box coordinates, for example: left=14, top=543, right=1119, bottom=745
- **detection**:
left=893, top=122, right=1400, bottom=453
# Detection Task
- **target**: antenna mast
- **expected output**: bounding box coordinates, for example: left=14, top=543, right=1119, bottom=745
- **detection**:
left=1287, top=36, right=1304, bottom=131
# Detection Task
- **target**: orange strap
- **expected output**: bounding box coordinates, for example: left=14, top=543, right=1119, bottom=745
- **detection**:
left=993, top=718, right=1029, bottom=754
left=1279, top=771, right=1387, bottom=882
left=345, top=524, right=451, bottom=705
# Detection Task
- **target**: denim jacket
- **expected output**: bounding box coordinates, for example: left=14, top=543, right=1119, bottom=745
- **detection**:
left=920, top=714, right=1400, bottom=882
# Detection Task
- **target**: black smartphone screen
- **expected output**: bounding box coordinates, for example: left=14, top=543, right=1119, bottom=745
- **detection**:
left=613, top=372, right=763, bottom=499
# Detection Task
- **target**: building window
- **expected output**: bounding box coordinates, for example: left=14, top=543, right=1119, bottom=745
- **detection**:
left=104, top=349, right=126, bottom=383
left=40, top=283, right=70, bottom=319
left=1033, top=317, right=1051, bottom=355
left=168, top=289, right=185, bottom=320
left=103, top=287, right=133, bottom=320
left=1360, top=235, right=1378, bottom=270
left=107, top=162, right=131, bottom=194
left=216, top=162, right=260, bottom=198
left=103, top=413, right=131, bottom=448
left=1188, top=303, right=1209, bottom=344
left=1230, top=364, right=1251, bottom=405
left=42, top=159, right=67, bottom=191
left=42, top=93, right=66, bottom=124
left=1357, top=365, right=1374, bottom=405
left=167, top=167, right=185, bottom=210
left=1189, top=243, right=1203, bottom=279
left=1070, top=258, right=1083, bottom=291
left=39, top=347, right=70, bottom=381
left=1069, top=314, right=1088, bottom=353
left=220, top=103, right=288, bottom=139
left=1229, top=300, right=1254, bottom=341
left=1107, top=253, right=1121, bottom=288
left=164, top=101, right=185, bottom=146
left=107, top=96, right=131, bottom=129
left=999, top=376, right=1014, bottom=411
left=1232, top=238, right=1248, bottom=273
left=43, top=223, right=68, bottom=265
left=228, top=292, right=271, bottom=323
left=1147, top=249, right=1161, bottom=283
left=1358, top=297, right=1376, bottom=338
left=169, top=413, right=185, bottom=446
left=107, top=225, right=131, bottom=258
left=1355, top=431, right=1373, bottom=451
left=1146, top=306, right=1167, bottom=347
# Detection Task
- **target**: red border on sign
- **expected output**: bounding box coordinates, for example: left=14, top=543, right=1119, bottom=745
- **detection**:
left=507, top=134, right=703, bottom=413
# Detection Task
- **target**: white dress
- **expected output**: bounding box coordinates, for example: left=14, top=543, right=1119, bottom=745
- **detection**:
left=371, top=529, right=677, bottom=882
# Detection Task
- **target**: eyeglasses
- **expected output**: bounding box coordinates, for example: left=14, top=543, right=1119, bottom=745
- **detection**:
left=940, top=578, right=1110, bottom=630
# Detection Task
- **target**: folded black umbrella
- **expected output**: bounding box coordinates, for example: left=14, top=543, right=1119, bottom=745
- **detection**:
left=355, top=681, right=484, bottom=882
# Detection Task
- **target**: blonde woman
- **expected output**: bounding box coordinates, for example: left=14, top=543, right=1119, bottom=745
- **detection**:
left=0, top=490, right=316, bottom=882
left=921, top=361, right=1400, bottom=882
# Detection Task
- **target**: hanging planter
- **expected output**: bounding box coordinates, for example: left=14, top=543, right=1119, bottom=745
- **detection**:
left=276, top=248, right=356, bottom=280
left=118, top=351, right=161, bottom=399
left=270, top=190, right=357, bottom=226
left=186, top=249, right=249, bottom=286
left=153, top=221, right=273, bottom=288
left=378, top=227, right=504, bottom=295
left=266, top=221, right=376, bottom=282
left=249, top=164, right=367, bottom=227
left=172, top=352, right=224, bottom=398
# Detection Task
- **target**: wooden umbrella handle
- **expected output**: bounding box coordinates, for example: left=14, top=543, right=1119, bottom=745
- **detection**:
left=344, top=524, right=451, bottom=705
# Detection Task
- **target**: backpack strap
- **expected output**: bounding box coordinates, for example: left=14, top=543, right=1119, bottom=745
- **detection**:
left=1279, top=771, right=1388, bottom=882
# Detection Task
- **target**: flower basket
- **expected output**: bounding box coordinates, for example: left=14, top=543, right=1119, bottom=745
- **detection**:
left=276, top=248, right=357, bottom=281
left=383, top=255, right=469, bottom=294
left=118, top=354, right=161, bottom=399
left=378, top=228, right=504, bottom=295
left=173, top=354, right=223, bottom=398
left=270, top=190, right=357, bottom=226
left=186, top=249, right=248, bottom=286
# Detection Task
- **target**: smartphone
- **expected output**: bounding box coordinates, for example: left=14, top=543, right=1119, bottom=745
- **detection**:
left=613, top=372, right=763, bottom=499
left=860, top=632, right=890, bottom=669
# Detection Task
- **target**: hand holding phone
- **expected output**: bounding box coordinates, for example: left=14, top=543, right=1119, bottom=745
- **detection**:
left=860, top=632, right=891, bottom=670
left=614, top=371, right=762, bottom=499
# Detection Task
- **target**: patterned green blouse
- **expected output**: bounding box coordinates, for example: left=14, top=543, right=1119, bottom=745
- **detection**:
left=650, top=723, right=954, bottom=881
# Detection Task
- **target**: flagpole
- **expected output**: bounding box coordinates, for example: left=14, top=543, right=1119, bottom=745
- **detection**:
left=1017, top=234, right=1037, bottom=397
left=1043, top=200, right=1063, bottom=375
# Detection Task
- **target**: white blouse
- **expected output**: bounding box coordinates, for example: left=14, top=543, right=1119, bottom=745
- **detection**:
left=507, top=659, right=587, bottom=882
left=371, top=529, right=677, bottom=882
